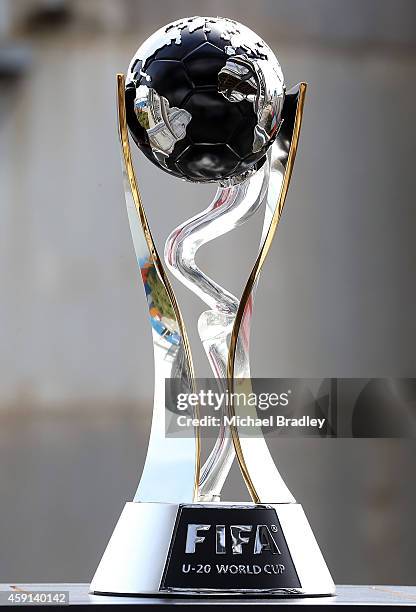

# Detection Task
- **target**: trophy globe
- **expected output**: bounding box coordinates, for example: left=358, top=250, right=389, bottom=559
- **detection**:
left=91, top=16, right=335, bottom=597
left=124, top=16, right=284, bottom=183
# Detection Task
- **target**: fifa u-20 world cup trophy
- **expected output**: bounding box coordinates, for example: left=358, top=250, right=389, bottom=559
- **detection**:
left=91, top=16, right=335, bottom=597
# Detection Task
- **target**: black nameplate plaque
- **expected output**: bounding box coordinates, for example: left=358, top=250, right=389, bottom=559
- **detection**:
left=161, top=505, right=301, bottom=592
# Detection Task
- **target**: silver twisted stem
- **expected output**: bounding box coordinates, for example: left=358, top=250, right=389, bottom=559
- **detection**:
left=164, top=165, right=269, bottom=501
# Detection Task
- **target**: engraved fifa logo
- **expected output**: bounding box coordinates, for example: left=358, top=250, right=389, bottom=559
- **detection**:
left=185, top=524, right=281, bottom=555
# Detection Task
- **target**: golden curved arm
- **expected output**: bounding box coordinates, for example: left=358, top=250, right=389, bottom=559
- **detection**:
left=227, top=83, right=308, bottom=503
left=116, top=74, right=200, bottom=503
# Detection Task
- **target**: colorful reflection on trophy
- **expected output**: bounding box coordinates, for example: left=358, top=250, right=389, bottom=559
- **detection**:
left=140, top=257, right=180, bottom=346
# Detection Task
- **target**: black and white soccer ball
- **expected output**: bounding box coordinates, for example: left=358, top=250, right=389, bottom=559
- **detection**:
left=125, top=16, right=285, bottom=183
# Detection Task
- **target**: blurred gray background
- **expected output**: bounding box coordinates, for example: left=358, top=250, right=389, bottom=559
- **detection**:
left=0, top=0, right=415, bottom=586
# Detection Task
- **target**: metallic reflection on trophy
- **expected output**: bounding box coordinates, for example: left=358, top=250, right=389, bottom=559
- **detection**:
left=91, top=16, right=335, bottom=596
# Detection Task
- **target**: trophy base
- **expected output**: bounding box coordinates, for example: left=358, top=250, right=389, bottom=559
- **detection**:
left=90, top=502, right=335, bottom=597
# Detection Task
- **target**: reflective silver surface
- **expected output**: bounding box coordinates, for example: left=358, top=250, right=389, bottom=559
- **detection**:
left=185, top=524, right=210, bottom=554
left=218, top=55, right=284, bottom=153
left=134, top=85, right=191, bottom=161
